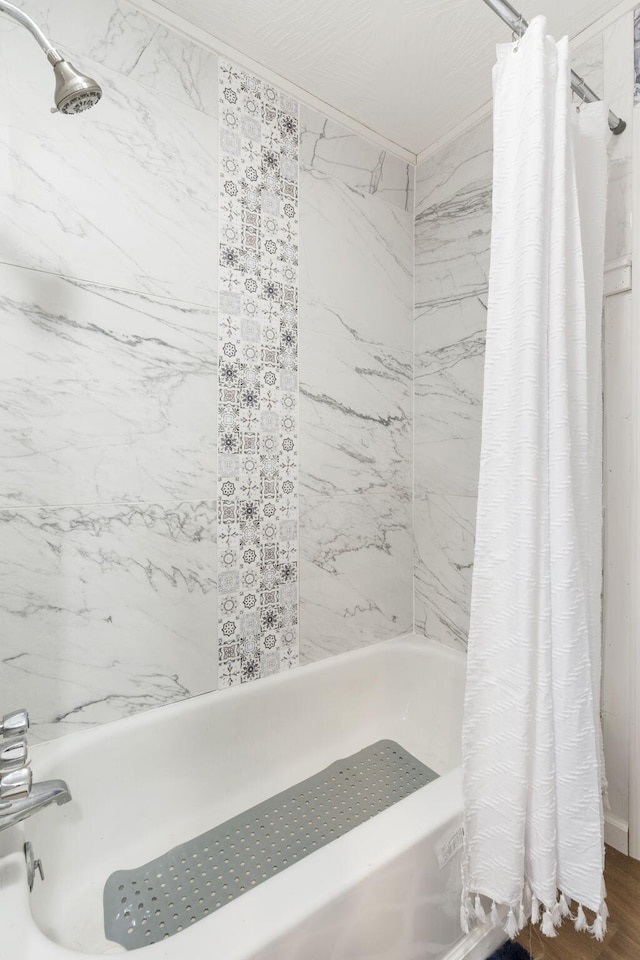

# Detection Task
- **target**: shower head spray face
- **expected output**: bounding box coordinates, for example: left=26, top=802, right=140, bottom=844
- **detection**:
left=52, top=59, right=102, bottom=114
left=0, top=2, right=103, bottom=114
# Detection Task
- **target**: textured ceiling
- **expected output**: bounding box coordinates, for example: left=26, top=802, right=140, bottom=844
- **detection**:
left=160, top=0, right=621, bottom=154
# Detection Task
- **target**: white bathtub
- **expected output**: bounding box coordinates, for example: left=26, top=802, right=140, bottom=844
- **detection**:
left=0, top=634, right=505, bottom=960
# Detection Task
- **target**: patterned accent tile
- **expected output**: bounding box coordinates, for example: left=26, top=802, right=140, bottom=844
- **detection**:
left=217, top=61, right=299, bottom=686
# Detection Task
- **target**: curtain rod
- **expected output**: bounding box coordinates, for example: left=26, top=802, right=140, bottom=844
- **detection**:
left=481, top=0, right=626, bottom=134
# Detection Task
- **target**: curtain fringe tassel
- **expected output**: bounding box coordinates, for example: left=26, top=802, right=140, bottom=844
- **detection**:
left=463, top=890, right=606, bottom=941
left=541, top=907, right=558, bottom=938
left=575, top=904, right=588, bottom=932
left=505, top=908, right=519, bottom=938
left=474, top=895, right=487, bottom=923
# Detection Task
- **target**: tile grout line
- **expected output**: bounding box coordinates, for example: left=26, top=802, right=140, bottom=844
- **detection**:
left=0, top=258, right=218, bottom=312
left=0, top=497, right=218, bottom=513
left=412, top=160, right=417, bottom=637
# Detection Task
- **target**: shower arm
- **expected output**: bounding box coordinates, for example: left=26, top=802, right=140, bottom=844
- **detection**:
left=0, top=0, right=64, bottom=65
left=481, top=0, right=626, bottom=134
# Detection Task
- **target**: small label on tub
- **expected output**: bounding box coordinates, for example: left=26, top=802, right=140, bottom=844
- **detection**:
left=436, top=825, right=464, bottom=869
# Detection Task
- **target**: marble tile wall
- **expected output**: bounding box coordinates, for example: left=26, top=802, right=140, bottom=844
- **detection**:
left=0, top=0, right=219, bottom=740
left=634, top=9, right=640, bottom=103
left=299, top=107, right=414, bottom=663
left=413, top=112, right=492, bottom=651
left=0, top=0, right=416, bottom=737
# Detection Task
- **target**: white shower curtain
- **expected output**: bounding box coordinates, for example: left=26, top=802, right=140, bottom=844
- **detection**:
left=461, top=16, right=609, bottom=940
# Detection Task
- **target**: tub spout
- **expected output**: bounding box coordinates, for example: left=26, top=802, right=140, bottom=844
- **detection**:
left=0, top=778, right=71, bottom=831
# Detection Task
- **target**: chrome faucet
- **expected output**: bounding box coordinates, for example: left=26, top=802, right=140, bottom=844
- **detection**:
left=0, top=778, right=71, bottom=830
left=0, top=709, right=72, bottom=831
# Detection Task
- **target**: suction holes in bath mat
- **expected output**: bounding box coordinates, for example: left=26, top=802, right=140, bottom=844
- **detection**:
left=104, top=740, right=438, bottom=951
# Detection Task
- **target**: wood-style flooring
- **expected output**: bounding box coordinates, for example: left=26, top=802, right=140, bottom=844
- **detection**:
left=516, top=847, right=640, bottom=960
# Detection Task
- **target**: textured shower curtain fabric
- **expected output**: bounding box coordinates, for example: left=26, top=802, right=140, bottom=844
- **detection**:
left=461, top=16, right=609, bottom=941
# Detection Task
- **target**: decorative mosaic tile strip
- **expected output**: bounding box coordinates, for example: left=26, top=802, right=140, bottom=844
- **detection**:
left=217, top=60, right=299, bottom=687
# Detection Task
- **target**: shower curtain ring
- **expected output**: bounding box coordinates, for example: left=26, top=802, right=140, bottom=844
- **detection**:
left=512, top=15, right=524, bottom=52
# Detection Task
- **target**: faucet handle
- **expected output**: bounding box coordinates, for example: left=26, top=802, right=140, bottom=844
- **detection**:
left=0, top=766, right=33, bottom=800
left=0, top=736, right=29, bottom=773
left=0, top=709, right=29, bottom=738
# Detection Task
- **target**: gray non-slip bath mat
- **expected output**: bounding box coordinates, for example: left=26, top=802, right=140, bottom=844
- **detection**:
left=104, top=739, right=438, bottom=950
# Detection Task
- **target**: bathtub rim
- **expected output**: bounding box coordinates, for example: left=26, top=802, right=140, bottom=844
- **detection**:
left=29, top=631, right=467, bottom=762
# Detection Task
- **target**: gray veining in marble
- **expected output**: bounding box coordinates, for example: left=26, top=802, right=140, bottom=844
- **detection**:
left=300, top=106, right=414, bottom=213
left=412, top=113, right=490, bottom=648
left=0, top=0, right=224, bottom=743
left=633, top=7, right=640, bottom=103
left=299, top=494, right=412, bottom=665
left=0, top=20, right=217, bottom=303
left=125, top=22, right=218, bottom=116
left=0, top=264, right=217, bottom=508
left=300, top=168, right=413, bottom=356
left=414, top=494, right=476, bottom=652
left=572, top=33, right=604, bottom=97
left=300, top=328, right=412, bottom=500
left=298, top=117, right=414, bottom=662
left=606, top=158, right=632, bottom=262
left=415, top=114, right=493, bottom=308
left=0, top=500, right=217, bottom=742
left=415, top=295, right=486, bottom=499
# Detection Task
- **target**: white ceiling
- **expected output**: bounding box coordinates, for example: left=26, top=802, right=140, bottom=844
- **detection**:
left=158, top=0, right=625, bottom=154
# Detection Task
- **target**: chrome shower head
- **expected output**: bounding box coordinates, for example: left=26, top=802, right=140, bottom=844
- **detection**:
left=0, top=0, right=103, bottom=115
left=51, top=58, right=102, bottom=114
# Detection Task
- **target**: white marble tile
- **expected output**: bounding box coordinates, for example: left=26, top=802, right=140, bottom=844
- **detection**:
left=414, top=494, right=476, bottom=652
left=572, top=33, right=604, bottom=96
left=300, top=327, right=412, bottom=500
left=635, top=8, right=640, bottom=103
left=0, top=21, right=217, bottom=303
left=126, top=21, right=218, bottom=117
left=603, top=288, right=634, bottom=823
left=415, top=295, right=486, bottom=498
left=300, top=168, right=413, bottom=355
left=10, top=0, right=155, bottom=73
left=8, top=0, right=218, bottom=116
left=300, top=106, right=414, bottom=213
left=299, top=494, right=412, bottom=664
left=0, top=500, right=217, bottom=742
left=606, top=157, right=632, bottom=262
left=604, top=12, right=634, bottom=162
left=415, top=115, right=493, bottom=307
left=0, top=263, right=216, bottom=507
